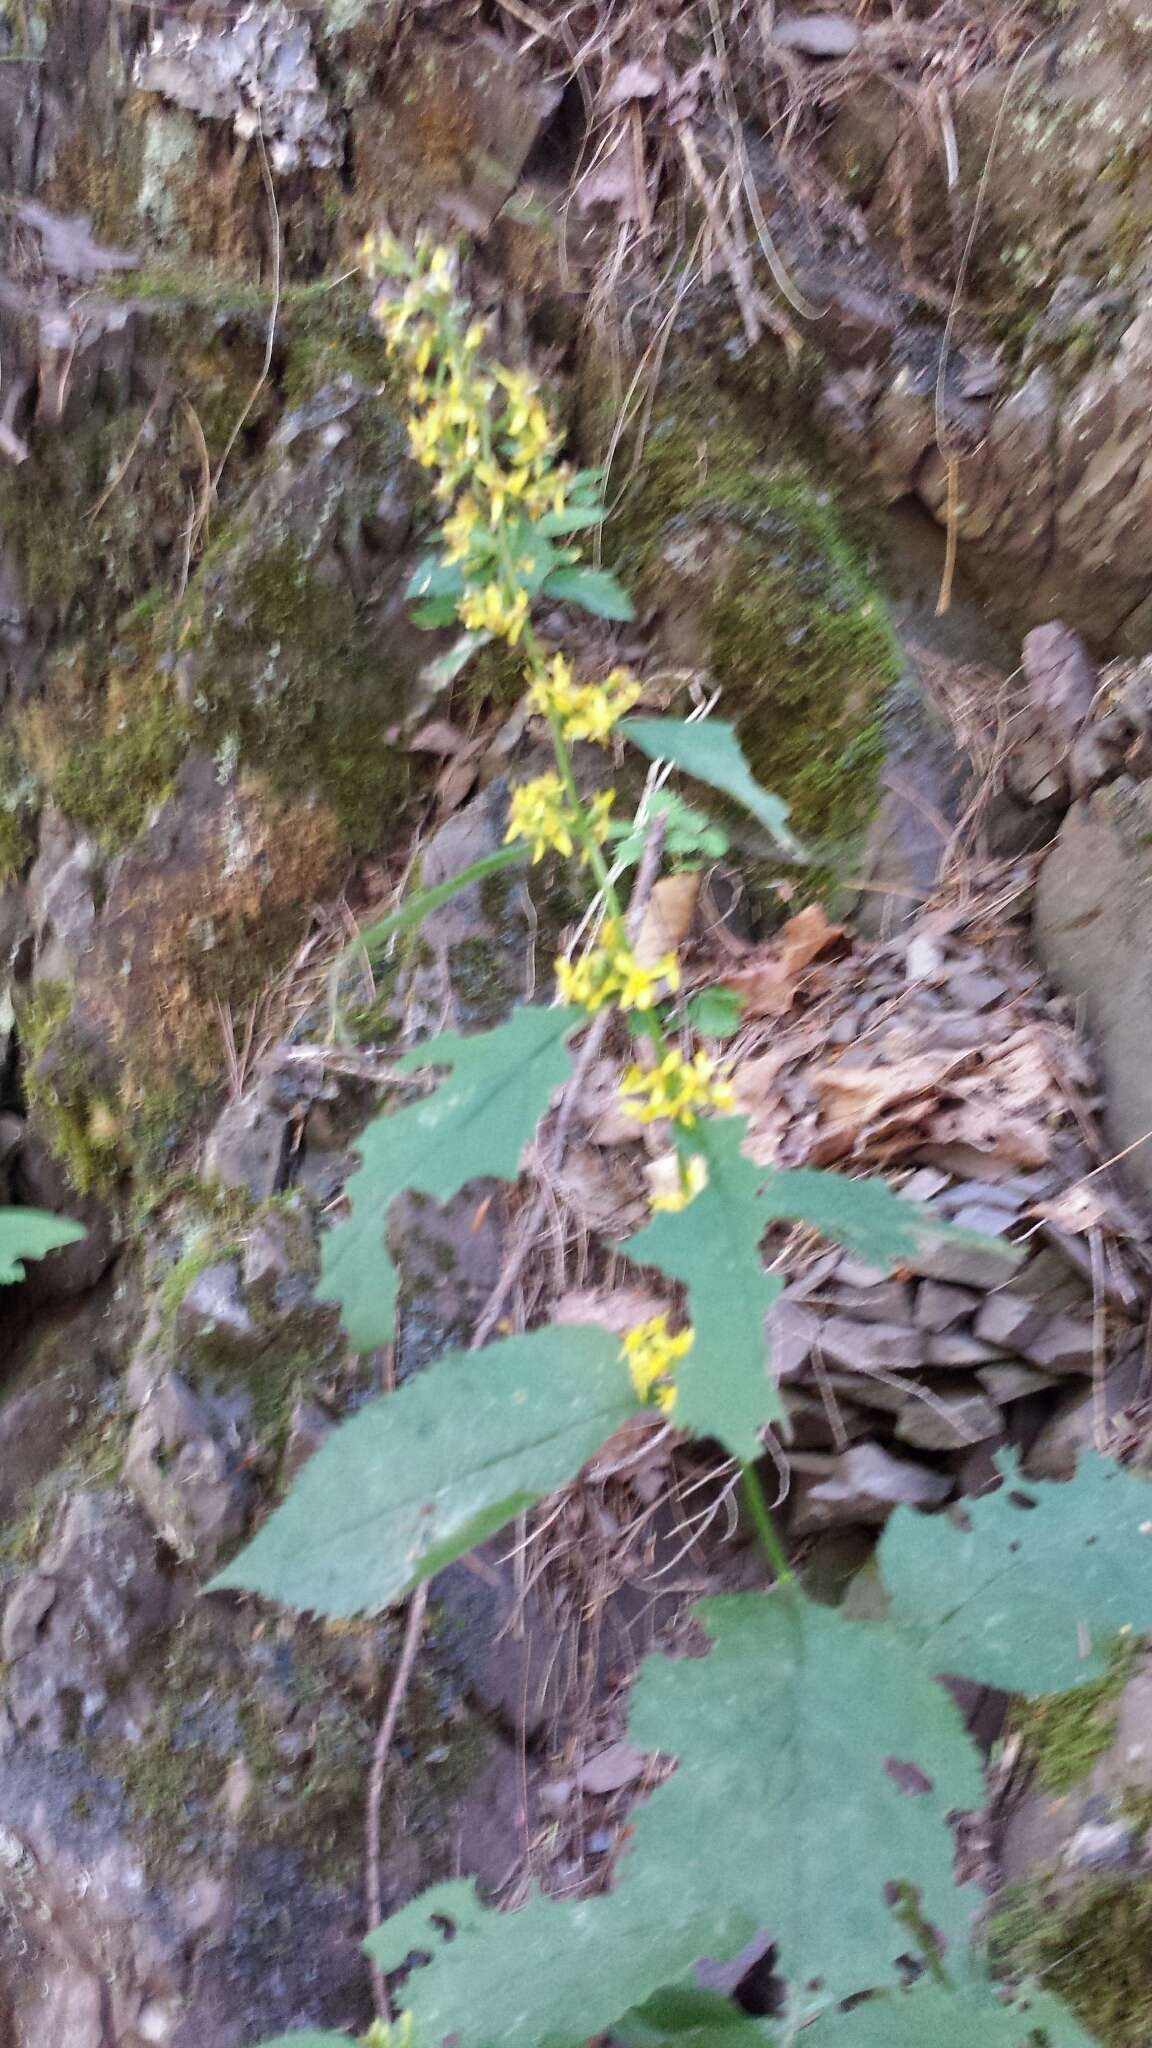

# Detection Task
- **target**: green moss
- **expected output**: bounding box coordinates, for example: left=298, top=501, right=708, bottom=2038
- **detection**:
left=0, top=736, right=39, bottom=883
left=994, top=1874, right=1152, bottom=2046
left=1013, top=1634, right=1142, bottom=1795
left=600, top=387, right=898, bottom=864
left=36, top=658, right=191, bottom=851
left=186, top=533, right=410, bottom=846
left=17, top=981, right=123, bottom=1196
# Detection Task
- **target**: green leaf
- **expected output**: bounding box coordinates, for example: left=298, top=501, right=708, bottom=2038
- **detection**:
left=0, top=1207, right=86, bottom=1285
left=317, top=1004, right=582, bottom=1349
left=617, top=1987, right=775, bottom=2048
left=366, top=1592, right=982, bottom=2044
left=421, top=628, right=491, bottom=686
left=801, top=1980, right=1099, bottom=2045
left=210, top=1325, right=635, bottom=1616
left=758, top=1169, right=1010, bottom=1274
left=364, top=1880, right=758, bottom=2048
left=254, top=2036, right=353, bottom=2047
left=625, top=1594, right=982, bottom=2001
left=406, top=556, right=466, bottom=602
left=622, top=1119, right=784, bottom=1459
left=538, top=505, right=606, bottom=537
left=411, top=594, right=463, bottom=628
left=620, top=720, right=803, bottom=858
left=542, top=565, right=635, bottom=620
left=685, top=988, right=745, bottom=1040
left=340, top=845, right=529, bottom=966
left=880, top=1449, right=1152, bottom=1694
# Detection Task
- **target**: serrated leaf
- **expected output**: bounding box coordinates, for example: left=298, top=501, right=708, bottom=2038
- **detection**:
left=685, top=988, right=745, bottom=1039
left=340, top=845, right=528, bottom=966
left=366, top=1592, right=982, bottom=2045
left=622, top=1119, right=784, bottom=1459
left=318, top=1005, right=581, bottom=1349
left=0, top=1208, right=86, bottom=1285
left=211, top=1325, right=633, bottom=1616
left=621, top=720, right=803, bottom=857
left=801, top=1980, right=1099, bottom=2045
left=543, top=564, right=635, bottom=620
left=758, top=1168, right=999, bottom=1272
left=880, top=1449, right=1152, bottom=1693
left=364, top=1880, right=758, bottom=2048
left=626, top=1594, right=982, bottom=2001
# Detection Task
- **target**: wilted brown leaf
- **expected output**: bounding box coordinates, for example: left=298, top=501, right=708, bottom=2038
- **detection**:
left=723, top=903, right=845, bottom=1018
left=553, top=1284, right=667, bottom=1336
left=633, top=872, right=700, bottom=969
left=812, top=1050, right=962, bottom=1139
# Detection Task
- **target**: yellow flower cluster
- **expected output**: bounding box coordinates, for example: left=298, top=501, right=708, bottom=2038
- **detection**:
left=649, top=1152, right=710, bottom=1213
left=554, top=917, right=679, bottom=1014
left=527, top=654, right=641, bottom=745
left=620, top=1050, right=735, bottom=1128
left=622, top=1314, right=693, bottom=1413
left=505, top=777, right=614, bottom=865
left=364, top=232, right=585, bottom=645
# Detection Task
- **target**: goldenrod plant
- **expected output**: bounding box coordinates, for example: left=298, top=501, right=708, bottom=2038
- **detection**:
left=233, top=240, right=1129, bottom=2048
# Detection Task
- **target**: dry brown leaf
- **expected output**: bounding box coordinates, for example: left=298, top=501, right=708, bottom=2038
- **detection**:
left=406, top=718, right=468, bottom=755
left=723, top=903, right=845, bottom=1018
left=633, top=872, right=700, bottom=969
left=732, top=1032, right=819, bottom=1109
left=927, top=1102, right=1051, bottom=1170
left=578, top=1741, right=650, bottom=1795
left=1036, top=1183, right=1108, bottom=1234
left=813, top=1050, right=962, bottom=1137
left=553, top=1284, right=667, bottom=1337
left=434, top=753, right=480, bottom=816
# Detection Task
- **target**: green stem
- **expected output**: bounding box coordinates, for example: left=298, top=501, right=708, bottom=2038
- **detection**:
left=741, top=1461, right=794, bottom=1586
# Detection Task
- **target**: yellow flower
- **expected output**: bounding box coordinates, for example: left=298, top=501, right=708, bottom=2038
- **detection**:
left=613, top=945, right=679, bottom=1010
left=505, top=775, right=577, bottom=862
left=553, top=919, right=677, bottom=1015
left=649, top=1153, right=710, bottom=1213
left=554, top=943, right=618, bottom=1012
left=442, top=495, right=483, bottom=566
left=622, top=1314, right=693, bottom=1413
left=528, top=660, right=641, bottom=746
left=620, top=1049, right=734, bottom=1128
left=459, top=582, right=530, bottom=644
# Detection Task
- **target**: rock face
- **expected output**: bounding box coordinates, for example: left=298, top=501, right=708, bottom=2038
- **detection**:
left=1036, top=780, right=1152, bottom=1199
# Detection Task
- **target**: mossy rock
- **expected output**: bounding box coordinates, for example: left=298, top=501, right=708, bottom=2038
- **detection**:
left=994, top=1872, right=1152, bottom=2046
left=604, top=390, right=897, bottom=866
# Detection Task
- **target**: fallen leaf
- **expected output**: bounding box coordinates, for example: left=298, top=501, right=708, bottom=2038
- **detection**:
left=434, top=752, right=480, bottom=816
left=605, top=60, right=664, bottom=104
left=1036, top=1183, right=1108, bottom=1234
left=723, top=903, right=845, bottom=1018
left=577, top=1740, right=650, bottom=1795
left=553, top=1284, right=667, bottom=1337
left=772, top=12, right=863, bottom=55
left=407, top=718, right=468, bottom=755
left=812, top=1051, right=962, bottom=1138
left=926, top=1104, right=1051, bottom=1171
left=633, top=872, right=700, bottom=968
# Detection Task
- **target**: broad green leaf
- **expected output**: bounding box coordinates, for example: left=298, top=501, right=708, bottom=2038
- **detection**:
left=617, top=1986, right=774, bottom=2048
left=685, top=988, right=745, bottom=1039
left=543, top=564, right=635, bottom=620
left=801, top=1980, right=1099, bottom=2045
left=620, top=720, right=803, bottom=857
left=421, top=628, right=491, bottom=686
left=880, top=1449, right=1152, bottom=1693
left=411, top=594, right=463, bottom=628
left=538, top=505, right=606, bottom=536
left=210, top=1326, right=634, bottom=1616
left=0, top=1207, right=86, bottom=1285
left=758, top=1168, right=1010, bottom=1273
left=254, top=2036, right=352, bottom=2047
left=365, top=1593, right=981, bottom=2044
left=364, top=1880, right=758, bottom=2048
left=318, top=1004, right=581, bottom=1348
left=340, top=845, right=528, bottom=966
left=406, top=555, right=465, bottom=602
left=625, top=1595, right=982, bottom=2001
left=622, top=1119, right=784, bottom=1459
